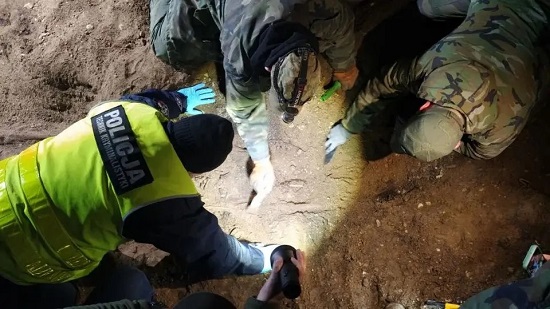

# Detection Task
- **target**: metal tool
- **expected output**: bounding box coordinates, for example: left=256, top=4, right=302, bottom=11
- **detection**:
left=320, top=81, right=342, bottom=102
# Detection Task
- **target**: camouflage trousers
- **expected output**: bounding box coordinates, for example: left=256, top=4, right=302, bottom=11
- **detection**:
left=416, top=0, right=470, bottom=18
left=149, top=0, right=221, bottom=70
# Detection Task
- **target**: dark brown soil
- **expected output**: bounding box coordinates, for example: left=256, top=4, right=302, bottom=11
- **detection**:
left=1, top=0, right=549, bottom=308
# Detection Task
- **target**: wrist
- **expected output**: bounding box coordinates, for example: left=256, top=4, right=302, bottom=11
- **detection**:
left=256, top=276, right=278, bottom=301
left=249, top=141, right=270, bottom=162
left=333, top=62, right=357, bottom=73
left=341, top=124, right=353, bottom=136
left=253, top=156, right=271, bottom=166
left=171, top=91, right=188, bottom=113
left=340, top=119, right=358, bottom=135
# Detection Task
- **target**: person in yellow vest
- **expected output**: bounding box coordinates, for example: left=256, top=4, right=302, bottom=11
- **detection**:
left=0, top=84, right=277, bottom=308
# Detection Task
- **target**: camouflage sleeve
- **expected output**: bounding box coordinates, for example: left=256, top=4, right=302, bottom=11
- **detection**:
left=308, top=0, right=356, bottom=71
left=225, top=74, right=269, bottom=161
left=456, top=94, right=533, bottom=160
left=460, top=263, right=550, bottom=308
left=456, top=129, right=519, bottom=160
left=416, top=0, right=469, bottom=19
left=342, top=57, right=422, bottom=133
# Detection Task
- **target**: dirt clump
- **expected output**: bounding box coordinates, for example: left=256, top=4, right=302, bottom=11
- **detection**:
left=1, top=0, right=549, bottom=308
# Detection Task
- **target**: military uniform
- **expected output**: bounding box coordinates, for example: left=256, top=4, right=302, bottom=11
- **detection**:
left=416, top=0, right=471, bottom=18
left=150, top=0, right=356, bottom=161
left=343, top=0, right=549, bottom=160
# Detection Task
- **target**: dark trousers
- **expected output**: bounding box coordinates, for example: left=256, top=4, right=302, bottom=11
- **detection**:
left=0, top=265, right=153, bottom=309
left=149, top=0, right=221, bottom=70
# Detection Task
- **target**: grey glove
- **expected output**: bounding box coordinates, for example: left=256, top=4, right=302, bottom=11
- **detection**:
left=325, top=122, right=352, bottom=154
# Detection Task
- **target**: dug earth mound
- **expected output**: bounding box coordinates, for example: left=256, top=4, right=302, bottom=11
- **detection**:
left=1, top=0, right=548, bottom=308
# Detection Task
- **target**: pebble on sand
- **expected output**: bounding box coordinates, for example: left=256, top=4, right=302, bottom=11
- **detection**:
left=385, top=303, right=405, bottom=309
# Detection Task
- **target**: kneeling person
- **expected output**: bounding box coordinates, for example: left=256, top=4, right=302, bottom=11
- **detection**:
left=325, top=0, right=550, bottom=162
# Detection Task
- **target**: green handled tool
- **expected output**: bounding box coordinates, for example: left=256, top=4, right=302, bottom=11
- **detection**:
left=320, top=81, right=342, bottom=102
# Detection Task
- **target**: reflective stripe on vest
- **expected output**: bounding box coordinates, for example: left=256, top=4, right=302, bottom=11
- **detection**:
left=0, top=146, right=91, bottom=284
left=19, top=144, right=92, bottom=269
left=0, top=101, right=198, bottom=285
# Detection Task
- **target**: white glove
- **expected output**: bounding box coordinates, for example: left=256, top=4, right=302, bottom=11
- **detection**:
left=325, top=123, right=352, bottom=154
left=250, top=157, right=275, bottom=195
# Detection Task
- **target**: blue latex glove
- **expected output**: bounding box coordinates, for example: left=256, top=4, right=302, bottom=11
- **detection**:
left=177, top=83, right=216, bottom=115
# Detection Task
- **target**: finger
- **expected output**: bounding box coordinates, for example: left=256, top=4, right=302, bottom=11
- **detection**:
left=196, top=87, right=215, bottom=95
left=325, top=143, right=335, bottom=153
left=297, top=249, right=306, bottom=270
left=290, top=257, right=305, bottom=278
left=198, top=95, right=216, bottom=102
left=249, top=194, right=266, bottom=209
left=192, top=83, right=206, bottom=90
left=273, top=258, right=284, bottom=273
left=194, top=98, right=216, bottom=105
left=186, top=109, right=203, bottom=115
left=198, top=92, right=216, bottom=99
left=296, top=249, right=305, bottom=262
left=291, top=257, right=299, bottom=268
left=292, top=250, right=306, bottom=274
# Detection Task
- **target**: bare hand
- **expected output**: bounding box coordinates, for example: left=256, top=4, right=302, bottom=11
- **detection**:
left=256, top=250, right=306, bottom=302
left=333, top=66, right=359, bottom=90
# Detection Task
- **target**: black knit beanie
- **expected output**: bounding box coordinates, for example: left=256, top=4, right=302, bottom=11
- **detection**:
left=167, top=114, right=234, bottom=173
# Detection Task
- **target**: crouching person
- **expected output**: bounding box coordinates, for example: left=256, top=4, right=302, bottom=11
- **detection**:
left=0, top=84, right=275, bottom=308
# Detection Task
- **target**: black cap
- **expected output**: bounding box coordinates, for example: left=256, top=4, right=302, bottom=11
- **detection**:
left=167, top=114, right=234, bottom=173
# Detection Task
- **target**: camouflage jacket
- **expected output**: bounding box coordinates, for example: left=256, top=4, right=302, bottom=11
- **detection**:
left=200, top=0, right=356, bottom=160
left=460, top=263, right=550, bottom=308
left=204, top=0, right=356, bottom=77
left=343, top=0, right=548, bottom=160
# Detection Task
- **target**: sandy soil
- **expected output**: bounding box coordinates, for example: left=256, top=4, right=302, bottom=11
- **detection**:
left=1, top=0, right=549, bottom=308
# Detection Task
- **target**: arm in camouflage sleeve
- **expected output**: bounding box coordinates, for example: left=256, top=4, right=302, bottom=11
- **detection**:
left=456, top=132, right=518, bottom=160
left=342, top=57, right=422, bottom=133
left=225, top=74, right=270, bottom=161
left=308, top=0, right=356, bottom=71
left=456, top=107, right=531, bottom=160
left=460, top=263, right=550, bottom=308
